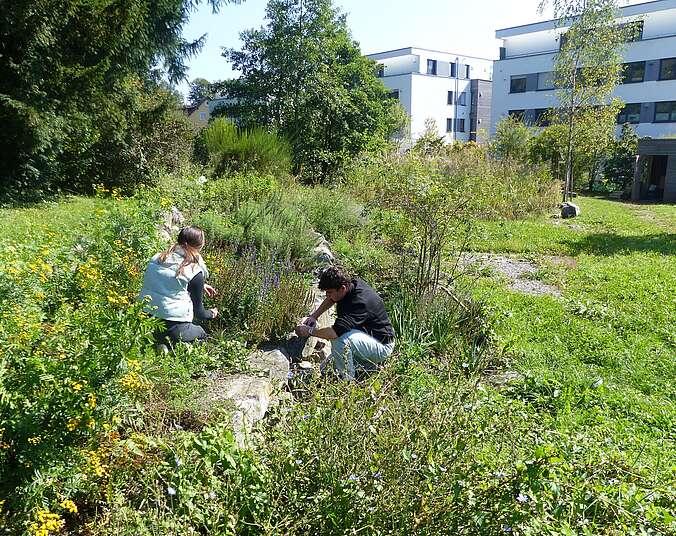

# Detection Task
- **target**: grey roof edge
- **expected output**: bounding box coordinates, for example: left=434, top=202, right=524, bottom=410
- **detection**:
left=366, top=46, right=493, bottom=62
left=496, top=0, right=676, bottom=38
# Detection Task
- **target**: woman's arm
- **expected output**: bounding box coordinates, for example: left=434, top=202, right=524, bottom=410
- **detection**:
left=187, top=272, right=217, bottom=320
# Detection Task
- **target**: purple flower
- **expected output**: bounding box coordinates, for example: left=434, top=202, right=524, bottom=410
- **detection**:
left=502, top=525, right=512, bottom=533
left=516, top=492, right=529, bottom=503
left=348, top=474, right=359, bottom=482
left=295, top=459, right=303, bottom=466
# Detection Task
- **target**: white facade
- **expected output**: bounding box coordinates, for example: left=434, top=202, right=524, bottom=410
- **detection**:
left=491, top=0, right=676, bottom=139
left=367, top=47, right=493, bottom=143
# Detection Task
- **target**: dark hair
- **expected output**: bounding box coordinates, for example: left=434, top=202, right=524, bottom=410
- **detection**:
left=318, top=266, right=351, bottom=290
left=159, top=225, right=205, bottom=276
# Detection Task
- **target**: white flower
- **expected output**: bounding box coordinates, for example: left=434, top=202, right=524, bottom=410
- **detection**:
left=516, top=492, right=529, bottom=503
left=197, top=175, right=207, bottom=185
left=167, top=486, right=176, bottom=496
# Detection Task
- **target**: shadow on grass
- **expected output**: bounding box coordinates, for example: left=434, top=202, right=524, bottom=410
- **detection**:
left=564, top=232, right=676, bottom=256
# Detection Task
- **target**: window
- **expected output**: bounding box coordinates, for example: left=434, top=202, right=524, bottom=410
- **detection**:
left=654, top=101, right=676, bottom=122
left=620, top=20, right=644, bottom=42
left=510, top=76, right=527, bottom=93
left=659, top=58, right=676, bottom=81
left=534, top=108, right=551, bottom=127
left=457, top=92, right=467, bottom=106
left=376, top=64, right=384, bottom=78
left=465, top=65, right=471, bottom=79
left=622, top=62, right=645, bottom=84
left=446, top=118, right=453, bottom=132
left=427, top=59, right=437, bottom=75
left=617, top=103, right=641, bottom=124
left=455, top=118, right=466, bottom=133
left=450, top=63, right=457, bottom=78
left=388, top=90, right=400, bottom=100
left=537, top=71, right=555, bottom=91
left=508, top=109, right=526, bottom=122
left=199, top=112, right=207, bottom=121
left=447, top=91, right=454, bottom=105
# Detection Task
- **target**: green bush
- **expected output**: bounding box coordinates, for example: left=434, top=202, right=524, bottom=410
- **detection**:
left=200, top=118, right=292, bottom=179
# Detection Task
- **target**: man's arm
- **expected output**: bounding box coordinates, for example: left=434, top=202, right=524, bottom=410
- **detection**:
left=303, top=297, right=335, bottom=325
left=310, top=326, right=338, bottom=340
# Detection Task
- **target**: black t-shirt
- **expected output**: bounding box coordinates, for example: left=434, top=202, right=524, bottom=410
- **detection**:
left=333, top=278, right=395, bottom=344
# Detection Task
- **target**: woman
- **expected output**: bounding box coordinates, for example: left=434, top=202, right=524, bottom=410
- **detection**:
left=139, top=225, right=218, bottom=345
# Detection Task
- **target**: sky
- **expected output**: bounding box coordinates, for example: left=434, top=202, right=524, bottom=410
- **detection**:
left=177, top=0, right=642, bottom=99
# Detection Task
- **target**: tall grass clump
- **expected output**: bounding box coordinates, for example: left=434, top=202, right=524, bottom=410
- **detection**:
left=201, top=118, right=292, bottom=178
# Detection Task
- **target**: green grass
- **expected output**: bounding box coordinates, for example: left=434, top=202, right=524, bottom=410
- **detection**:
left=466, top=197, right=675, bottom=500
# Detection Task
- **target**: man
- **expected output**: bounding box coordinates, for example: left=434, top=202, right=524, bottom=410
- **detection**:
left=295, top=266, right=395, bottom=380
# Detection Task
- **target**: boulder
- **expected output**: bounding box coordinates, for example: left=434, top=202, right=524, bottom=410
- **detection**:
left=561, top=202, right=580, bottom=219
left=206, top=374, right=274, bottom=447
left=247, top=349, right=290, bottom=383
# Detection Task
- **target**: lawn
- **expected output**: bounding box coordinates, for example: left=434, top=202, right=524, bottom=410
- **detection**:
left=464, top=197, right=675, bottom=530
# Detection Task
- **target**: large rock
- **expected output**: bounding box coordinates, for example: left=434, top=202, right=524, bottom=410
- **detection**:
left=158, top=206, right=185, bottom=242
left=205, top=374, right=274, bottom=447
left=247, top=349, right=290, bottom=383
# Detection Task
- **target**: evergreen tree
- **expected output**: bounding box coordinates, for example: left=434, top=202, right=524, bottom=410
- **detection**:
left=0, top=0, right=237, bottom=199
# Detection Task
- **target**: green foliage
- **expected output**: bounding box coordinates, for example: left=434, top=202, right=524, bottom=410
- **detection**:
left=292, top=185, right=363, bottom=241
left=204, top=247, right=311, bottom=343
left=603, top=123, right=639, bottom=192
left=200, top=118, right=292, bottom=178
left=412, top=118, right=446, bottom=157
left=187, top=77, right=218, bottom=106
left=539, top=0, right=629, bottom=200
left=0, top=195, right=164, bottom=522
left=0, top=1, right=237, bottom=200
left=490, top=116, right=533, bottom=161
left=223, top=0, right=402, bottom=181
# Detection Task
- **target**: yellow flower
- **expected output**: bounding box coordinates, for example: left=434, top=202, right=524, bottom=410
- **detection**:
left=87, top=394, right=97, bottom=409
left=60, top=499, right=77, bottom=514
left=27, top=436, right=42, bottom=445
left=86, top=418, right=96, bottom=430
left=72, top=381, right=84, bottom=392
left=31, top=509, right=65, bottom=535
left=67, top=418, right=80, bottom=431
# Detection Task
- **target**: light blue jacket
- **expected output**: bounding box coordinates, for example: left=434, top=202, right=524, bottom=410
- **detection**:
left=139, top=247, right=209, bottom=322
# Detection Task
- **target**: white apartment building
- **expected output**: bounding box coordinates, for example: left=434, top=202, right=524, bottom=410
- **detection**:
left=491, top=0, right=676, bottom=139
left=367, top=47, right=493, bottom=144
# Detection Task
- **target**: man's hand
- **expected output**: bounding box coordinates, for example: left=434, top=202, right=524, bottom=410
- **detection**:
left=209, top=308, right=219, bottom=319
left=204, top=284, right=217, bottom=298
left=300, top=316, right=317, bottom=327
left=295, top=323, right=312, bottom=337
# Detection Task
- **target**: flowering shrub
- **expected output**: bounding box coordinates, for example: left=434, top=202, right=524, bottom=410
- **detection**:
left=0, top=195, right=160, bottom=527
left=205, top=246, right=311, bottom=343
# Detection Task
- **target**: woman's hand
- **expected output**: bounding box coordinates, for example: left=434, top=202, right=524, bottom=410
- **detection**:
left=300, top=316, right=317, bottom=327
left=204, top=284, right=217, bottom=298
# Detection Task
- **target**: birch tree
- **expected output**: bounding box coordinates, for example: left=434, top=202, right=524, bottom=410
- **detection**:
left=539, top=0, right=636, bottom=202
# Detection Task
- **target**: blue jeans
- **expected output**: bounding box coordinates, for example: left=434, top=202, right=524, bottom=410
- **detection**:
left=330, top=330, right=395, bottom=380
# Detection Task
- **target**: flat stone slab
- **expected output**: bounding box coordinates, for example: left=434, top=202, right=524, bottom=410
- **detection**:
left=204, top=373, right=274, bottom=447
left=247, top=349, right=290, bottom=382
